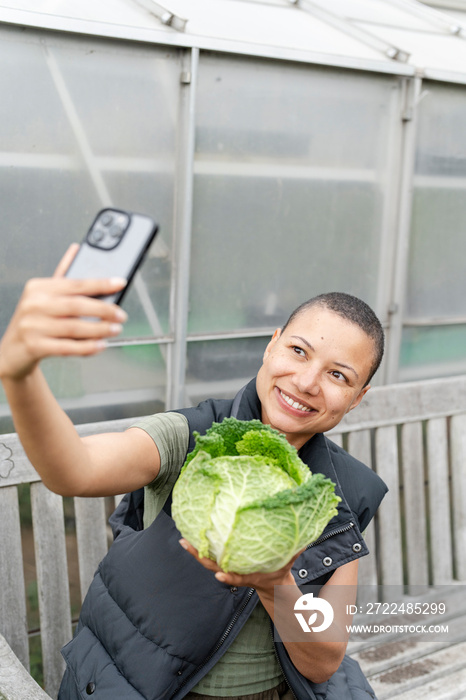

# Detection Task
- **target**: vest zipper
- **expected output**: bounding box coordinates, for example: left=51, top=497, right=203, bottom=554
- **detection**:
left=306, top=520, right=354, bottom=549
left=171, top=586, right=256, bottom=699
left=173, top=524, right=355, bottom=698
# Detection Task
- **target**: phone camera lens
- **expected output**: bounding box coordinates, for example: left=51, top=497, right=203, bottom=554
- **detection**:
left=109, top=225, right=124, bottom=238
left=88, top=228, right=105, bottom=244
left=100, top=212, right=113, bottom=227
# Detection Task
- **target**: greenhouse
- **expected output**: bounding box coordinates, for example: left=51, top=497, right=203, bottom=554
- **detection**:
left=1, top=0, right=466, bottom=429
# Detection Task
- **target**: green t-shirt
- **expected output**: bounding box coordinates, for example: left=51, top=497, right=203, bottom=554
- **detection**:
left=132, top=413, right=285, bottom=696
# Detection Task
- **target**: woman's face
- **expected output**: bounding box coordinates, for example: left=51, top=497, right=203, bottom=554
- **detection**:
left=256, top=307, right=374, bottom=450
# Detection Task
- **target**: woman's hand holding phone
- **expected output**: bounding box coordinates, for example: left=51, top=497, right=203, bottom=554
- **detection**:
left=0, top=208, right=157, bottom=382
left=0, top=246, right=128, bottom=382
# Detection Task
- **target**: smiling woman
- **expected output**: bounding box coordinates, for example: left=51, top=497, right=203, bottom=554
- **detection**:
left=256, top=293, right=382, bottom=449
left=0, top=281, right=387, bottom=700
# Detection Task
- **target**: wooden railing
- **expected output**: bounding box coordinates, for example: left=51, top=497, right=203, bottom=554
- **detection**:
left=1, top=375, right=466, bottom=699
left=330, top=374, right=466, bottom=592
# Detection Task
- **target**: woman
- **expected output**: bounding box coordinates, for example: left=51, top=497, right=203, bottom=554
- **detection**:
left=0, top=247, right=387, bottom=699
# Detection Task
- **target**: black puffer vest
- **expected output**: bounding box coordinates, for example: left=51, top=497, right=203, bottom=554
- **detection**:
left=58, top=380, right=387, bottom=700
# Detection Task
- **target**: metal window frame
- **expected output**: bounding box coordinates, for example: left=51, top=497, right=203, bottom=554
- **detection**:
left=384, top=76, right=424, bottom=384
left=168, top=47, right=199, bottom=410
left=131, top=0, right=187, bottom=31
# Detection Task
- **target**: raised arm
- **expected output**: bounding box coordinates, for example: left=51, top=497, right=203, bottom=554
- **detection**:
left=0, top=247, right=160, bottom=497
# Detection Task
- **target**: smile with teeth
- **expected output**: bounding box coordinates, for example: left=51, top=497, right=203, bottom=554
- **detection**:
left=279, top=390, right=313, bottom=413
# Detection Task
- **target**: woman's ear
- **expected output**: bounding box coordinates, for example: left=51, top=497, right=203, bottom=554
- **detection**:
left=348, top=384, right=371, bottom=413
left=263, top=328, right=282, bottom=361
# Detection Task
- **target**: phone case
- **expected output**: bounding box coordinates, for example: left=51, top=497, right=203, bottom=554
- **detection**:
left=65, top=208, right=158, bottom=304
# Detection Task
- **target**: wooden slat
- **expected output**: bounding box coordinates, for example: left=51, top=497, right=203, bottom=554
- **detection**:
left=0, top=417, right=138, bottom=488
left=347, top=430, right=372, bottom=469
left=351, top=604, right=466, bottom=690
left=0, top=633, right=52, bottom=700
left=332, top=374, right=466, bottom=432
left=347, top=430, right=378, bottom=598
left=355, top=521, right=378, bottom=606
left=349, top=584, right=466, bottom=647
left=400, top=421, right=429, bottom=591
left=398, top=666, right=466, bottom=700
left=30, top=483, right=72, bottom=699
left=0, top=487, right=29, bottom=669
left=74, top=497, right=108, bottom=602
left=450, top=413, right=466, bottom=581
left=368, top=640, right=466, bottom=700
left=0, top=432, right=42, bottom=488
left=426, top=417, right=453, bottom=585
left=374, top=426, right=403, bottom=593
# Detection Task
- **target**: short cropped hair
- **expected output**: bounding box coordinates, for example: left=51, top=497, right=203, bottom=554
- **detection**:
left=282, top=292, right=384, bottom=386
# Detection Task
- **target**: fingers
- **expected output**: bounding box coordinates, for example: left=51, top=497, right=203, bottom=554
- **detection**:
left=19, top=279, right=129, bottom=343
left=23, top=288, right=127, bottom=324
left=0, top=275, right=130, bottom=381
left=214, top=571, right=246, bottom=586
left=25, top=275, right=127, bottom=302
left=53, top=244, right=80, bottom=278
left=21, top=314, right=124, bottom=342
left=23, top=336, right=109, bottom=359
left=178, top=538, right=300, bottom=589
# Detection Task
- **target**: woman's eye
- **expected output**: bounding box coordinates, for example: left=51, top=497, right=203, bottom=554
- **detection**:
left=292, top=346, right=305, bottom=357
left=331, top=370, right=347, bottom=382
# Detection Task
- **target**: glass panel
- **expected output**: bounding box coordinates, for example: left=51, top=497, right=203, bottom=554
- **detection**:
left=0, top=344, right=167, bottom=433
left=190, top=54, right=399, bottom=334
left=0, top=27, right=179, bottom=426
left=399, top=325, right=466, bottom=380
left=186, top=337, right=268, bottom=406
left=52, top=35, right=178, bottom=159
left=189, top=178, right=381, bottom=333
left=0, top=29, right=76, bottom=154
left=400, top=82, right=466, bottom=380
left=406, top=189, right=466, bottom=318
left=415, top=81, right=466, bottom=178
left=405, top=82, right=466, bottom=319
left=0, top=27, right=178, bottom=339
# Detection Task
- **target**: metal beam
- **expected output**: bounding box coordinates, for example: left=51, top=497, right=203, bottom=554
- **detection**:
left=385, top=0, right=464, bottom=35
left=384, top=76, right=423, bottom=384
left=131, top=0, right=187, bottom=32
left=291, top=0, right=411, bottom=62
left=0, top=9, right=416, bottom=79
left=167, top=47, right=199, bottom=410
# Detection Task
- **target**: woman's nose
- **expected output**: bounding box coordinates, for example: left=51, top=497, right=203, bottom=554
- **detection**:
left=295, top=367, right=321, bottom=396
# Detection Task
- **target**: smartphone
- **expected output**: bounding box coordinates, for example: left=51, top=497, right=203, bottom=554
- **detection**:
left=65, top=208, right=158, bottom=304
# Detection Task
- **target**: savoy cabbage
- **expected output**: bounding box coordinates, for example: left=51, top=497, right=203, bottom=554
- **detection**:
left=172, top=417, right=340, bottom=574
